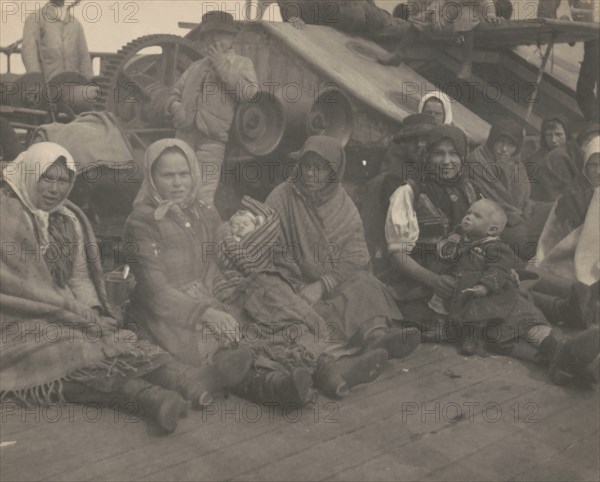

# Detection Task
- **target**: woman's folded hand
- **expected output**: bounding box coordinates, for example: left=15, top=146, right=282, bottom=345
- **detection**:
left=200, top=308, right=240, bottom=343
left=301, top=281, right=325, bottom=305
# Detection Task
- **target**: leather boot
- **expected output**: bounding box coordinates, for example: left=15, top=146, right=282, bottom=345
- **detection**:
left=116, top=378, right=188, bottom=434
left=212, top=347, right=254, bottom=389
left=234, top=368, right=315, bottom=407
left=314, top=348, right=388, bottom=399
left=143, top=361, right=213, bottom=410
left=550, top=327, right=600, bottom=386
left=365, top=325, right=421, bottom=359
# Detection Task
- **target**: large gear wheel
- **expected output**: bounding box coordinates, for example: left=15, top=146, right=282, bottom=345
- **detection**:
left=96, top=34, right=204, bottom=126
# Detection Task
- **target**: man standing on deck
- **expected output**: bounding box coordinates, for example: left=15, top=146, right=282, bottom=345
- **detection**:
left=21, top=0, right=93, bottom=80
left=166, top=11, right=259, bottom=206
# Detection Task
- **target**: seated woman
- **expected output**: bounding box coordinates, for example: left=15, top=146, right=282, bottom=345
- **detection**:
left=528, top=116, right=584, bottom=202
left=214, top=195, right=395, bottom=399
left=385, top=125, right=476, bottom=314
left=124, top=139, right=334, bottom=406
left=384, top=127, right=597, bottom=384
left=0, top=143, right=219, bottom=434
left=468, top=118, right=551, bottom=260
left=531, top=136, right=599, bottom=328
left=266, top=136, right=421, bottom=367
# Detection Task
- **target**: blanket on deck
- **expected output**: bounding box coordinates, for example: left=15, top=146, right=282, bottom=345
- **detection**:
left=33, top=112, right=134, bottom=172
left=0, top=189, right=167, bottom=404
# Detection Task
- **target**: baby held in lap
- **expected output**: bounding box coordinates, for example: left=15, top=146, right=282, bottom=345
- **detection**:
left=429, top=199, right=518, bottom=355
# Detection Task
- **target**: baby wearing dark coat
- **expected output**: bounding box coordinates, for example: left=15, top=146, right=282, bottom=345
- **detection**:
left=430, top=199, right=539, bottom=355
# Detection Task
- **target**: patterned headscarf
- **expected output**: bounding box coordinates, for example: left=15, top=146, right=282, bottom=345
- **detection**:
left=133, top=138, right=204, bottom=220
left=2, top=142, right=77, bottom=251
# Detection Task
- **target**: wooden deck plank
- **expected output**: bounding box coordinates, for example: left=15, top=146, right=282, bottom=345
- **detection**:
left=331, top=382, right=597, bottom=482
left=1, top=344, right=597, bottom=482
left=47, top=344, right=449, bottom=482
left=143, top=355, right=521, bottom=481
left=511, top=432, right=600, bottom=481
left=236, top=360, right=541, bottom=482
left=425, top=391, right=599, bottom=481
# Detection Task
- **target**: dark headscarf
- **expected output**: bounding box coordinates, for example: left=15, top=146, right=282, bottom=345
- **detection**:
left=539, top=116, right=570, bottom=152
left=290, top=135, right=346, bottom=209
left=556, top=136, right=600, bottom=230
left=425, top=125, right=468, bottom=161
left=486, top=118, right=524, bottom=155
left=414, top=125, right=474, bottom=228
left=3, top=143, right=78, bottom=288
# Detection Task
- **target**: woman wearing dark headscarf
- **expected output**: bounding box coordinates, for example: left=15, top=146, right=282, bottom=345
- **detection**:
left=124, top=139, right=325, bottom=407
left=468, top=119, right=550, bottom=259
left=0, top=143, right=222, bottom=434
left=266, top=136, right=420, bottom=394
left=529, top=116, right=584, bottom=202
left=385, top=125, right=477, bottom=304
left=383, top=130, right=598, bottom=383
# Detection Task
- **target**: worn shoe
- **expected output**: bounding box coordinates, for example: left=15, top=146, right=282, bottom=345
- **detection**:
left=570, top=281, right=600, bottom=329
left=234, top=367, right=316, bottom=407
left=144, top=362, right=213, bottom=410
left=549, top=327, right=600, bottom=386
left=212, top=347, right=254, bottom=389
left=366, top=325, right=421, bottom=359
left=314, top=348, right=388, bottom=399
left=117, top=379, right=188, bottom=434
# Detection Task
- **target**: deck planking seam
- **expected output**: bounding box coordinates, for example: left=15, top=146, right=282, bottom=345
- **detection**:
left=140, top=357, right=525, bottom=481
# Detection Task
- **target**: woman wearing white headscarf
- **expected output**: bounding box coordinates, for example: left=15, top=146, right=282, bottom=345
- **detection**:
left=418, top=91, right=454, bottom=126
left=0, top=142, right=218, bottom=434
left=535, top=136, right=600, bottom=285
left=530, top=137, right=600, bottom=331
left=124, top=138, right=319, bottom=407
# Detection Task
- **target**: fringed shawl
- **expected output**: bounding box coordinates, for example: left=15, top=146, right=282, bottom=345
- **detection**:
left=266, top=137, right=370, bottom=290
left=1, top=186, right=167, bottom=404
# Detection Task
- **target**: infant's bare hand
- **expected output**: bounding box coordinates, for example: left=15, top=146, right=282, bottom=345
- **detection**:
left=462, top=285, right=489, bottom=297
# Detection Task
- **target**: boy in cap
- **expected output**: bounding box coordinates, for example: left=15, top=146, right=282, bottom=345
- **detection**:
left=166, top=11, right=259, bottom=206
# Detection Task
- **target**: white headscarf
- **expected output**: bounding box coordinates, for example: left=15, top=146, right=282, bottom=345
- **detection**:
left=575, top=136, right=600, bottom=284
left=2, top=142, right=77, bottom=251
left=418, top=91, right=453, bottom=125
left=133, top=138, right=204, bottom=221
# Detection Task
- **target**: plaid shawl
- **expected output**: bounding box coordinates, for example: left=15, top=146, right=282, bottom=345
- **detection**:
left=1, top=186, right=167, bottom=404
